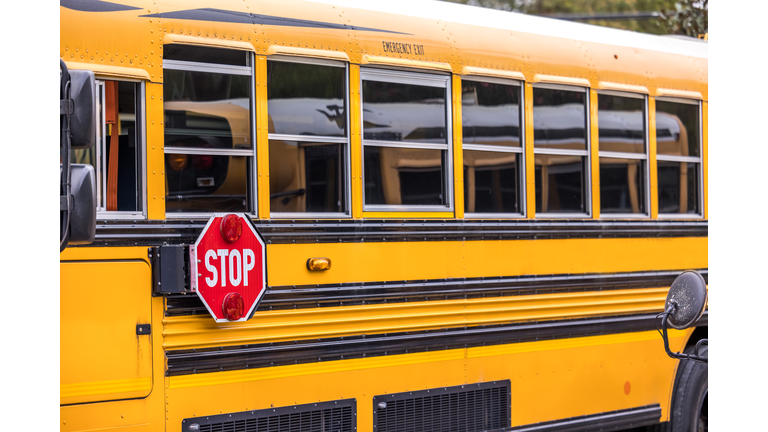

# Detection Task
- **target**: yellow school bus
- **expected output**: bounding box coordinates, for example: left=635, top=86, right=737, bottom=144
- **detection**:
left=60, top=1, right=708, bottom=431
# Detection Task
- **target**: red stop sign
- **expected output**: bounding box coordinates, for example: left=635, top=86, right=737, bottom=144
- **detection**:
left=190, top=213, right=267, bottom=323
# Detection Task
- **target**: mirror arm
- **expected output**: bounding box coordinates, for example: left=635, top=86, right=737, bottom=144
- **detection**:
left=659, top=303, right=708, bottom=363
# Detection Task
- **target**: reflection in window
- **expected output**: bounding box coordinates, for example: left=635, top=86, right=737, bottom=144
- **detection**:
left=535, top=154, right=586, bottom=213
left=655, top=99, right=702, bottom=216
left=364, top=146, right=445, bottom=206
left=267, top=61, right=346, bottom=137
left=71, top=80, right=142, bottom=214
left=163, top=45, right=254, bottom=214
left=269, top=141, right=345, bottom=213
left=533, top=88, right=586, bottom=151
left=464, top=150, right=520, bottom=214
left=597, top=93, right=648, bottom=216
left=165, top=154, right=249, bottom=213
left=656, top=101, right=700, bottom=157
left=658, top=161, right=700, bottom=215
left=362, top=70, right=451, bottom=209
left=267, top=60, right=348, bottom=215
left=600, top=158, right=645, bottom=214
left=461, top=78, right=523, bottom=215
left=533, top=86, right=589, bottom=215
left=462, top=80, right=520, bottom=147
left=363, top=81, right=447, bottom=144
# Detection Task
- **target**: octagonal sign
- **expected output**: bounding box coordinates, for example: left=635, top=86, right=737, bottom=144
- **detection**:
left=189, top=213, right=267, bottom=323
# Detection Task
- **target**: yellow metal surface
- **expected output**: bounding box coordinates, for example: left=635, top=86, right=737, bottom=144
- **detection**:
left=164, top=33, right=255, bottom=52
left=255, top=55, right=271, bottom=219
left=61, top=261, right=153, bottom=405
left=360, top=211, right=454, bottom=219
left=702, top=101, right=708, bottom=219
left=533, top=74, right=591, bottom=87
left=350, top=64, right=364, bottom=219
left=524, top=83, right=536, bottom=218
left=598, top=81, right=649, bottom=94
left=163, top=287, right=670, bottom=351
left=655, top=88, right=703, bottom=100
left=648, top=97, right=659, bottom=219
left=267, top=45, right=350, bottom=61
left=452, top=74, right=465, bottom=218
left=590, top=89, right=601, bottom=219
left=462, top=67, right=525, bottom=81
left=266, top=237, right=706, bottom=286
left=163, top=329, right=689, bottom=431
left=61, top=296, right=167, bottom=432
left=145, top=81, right=166, bottom=219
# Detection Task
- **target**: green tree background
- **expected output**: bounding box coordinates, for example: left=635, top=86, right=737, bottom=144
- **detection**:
left=442, top=0, right=707, bottom=37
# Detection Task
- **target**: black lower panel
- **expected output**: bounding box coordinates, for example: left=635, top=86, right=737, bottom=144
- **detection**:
left=504, top=404, right=661, bottom=432
left=373, top=381, right=510, bottom=432
left=182, top=399, right=356, bottom=432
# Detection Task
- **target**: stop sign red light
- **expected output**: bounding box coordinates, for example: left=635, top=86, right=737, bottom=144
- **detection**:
left=190, top=213, right=267, bottom=323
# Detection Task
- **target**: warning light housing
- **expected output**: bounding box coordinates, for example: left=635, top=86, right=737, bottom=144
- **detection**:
left=220, top=214, right=243, bottom=243
left=222, top=292, right=244, bottom=321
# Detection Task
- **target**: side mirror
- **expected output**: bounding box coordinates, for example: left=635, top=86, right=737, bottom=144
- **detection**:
left=66, top=164, right=97, bottom=245
left=658, top=270, right=708, bottom=363
left=68, top=69, right=97, bottom=149
left=665, top=270, right=708, bottom=330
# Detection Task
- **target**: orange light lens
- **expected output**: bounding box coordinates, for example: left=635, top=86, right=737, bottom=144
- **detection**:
left=219, top=214, right=243, bottom=243
left=168, top=154, right=188, bottom=171
left=222, top=292, right=244, bottom=321
left=306, top=257, right=332, bottom=271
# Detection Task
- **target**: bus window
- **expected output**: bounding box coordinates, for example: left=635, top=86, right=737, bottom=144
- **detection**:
left=656, top=99, right=702, bottom=216
left=361, top=69, right=452, bottom=211
left=598, top=93, right=648, bottom=216
left=163, top=45, right=254, bottom=215
left=267, top=60, right=348, bottom=216
left=462, top=78, right=523, bottom=216
left=533, top=85, right=589, bottom=215
left=71, top=80, right=143, bottom=216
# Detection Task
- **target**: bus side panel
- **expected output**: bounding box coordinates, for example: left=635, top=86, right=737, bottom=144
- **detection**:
left=61, top=261, right=153, bottom=405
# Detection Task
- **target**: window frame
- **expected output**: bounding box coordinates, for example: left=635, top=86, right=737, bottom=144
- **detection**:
left=655, top=96, right=704, bottom=219
left=597, top=90, right=650, bottom=219
left=360, top=68, right=454, bottom=213
left=267, top=55, right=351, bottom=219
left=531, top=83, right=592, bottom=218
left=91, top=77, right=147, bottom=220
left=461, top=75, right=526, bottom=219
left=162, top=49, right=257, bottom=219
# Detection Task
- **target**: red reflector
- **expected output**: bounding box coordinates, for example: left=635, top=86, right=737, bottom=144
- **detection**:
left=220, top=214, right=243, bottom=243
left=192, top=154, right=214, bottom=171
left=222, top=292, right=245, bottom=321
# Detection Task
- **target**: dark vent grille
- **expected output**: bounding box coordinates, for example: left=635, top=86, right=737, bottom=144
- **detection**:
left=373, top=381, right=510, bottom=432
left=182, top=399, right=356, bottom=432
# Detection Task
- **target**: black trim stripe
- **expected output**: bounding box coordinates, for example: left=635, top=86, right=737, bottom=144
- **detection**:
left=505, top=404, right=661, bottom=432
left=166, top=269, right=708, bottom=315
left=140, top=8, right=409, bottom=34
left=61, top=0, right=141, bottom=12
left=165, top=311, right=708, bottom=376
left=82, top=219, right=707, bottom=247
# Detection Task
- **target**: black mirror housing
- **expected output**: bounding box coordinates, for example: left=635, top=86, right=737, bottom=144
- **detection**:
left=68, top=69, right=96, bottom=150
left=66, top=164, right=96, bottom=245
left=665, top=270, right=708, bottom=330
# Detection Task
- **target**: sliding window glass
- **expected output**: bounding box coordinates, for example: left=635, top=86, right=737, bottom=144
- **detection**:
left=163, top=45, right=255, bottom=215
left=71, top=79, right=144, bottom=218
left=597, top=92, right=648, bottom=216
left=267, top=59, right=348, bottom=216
left=656, top=98, right=702, bottom=216
left=462, top=78, right=523, bottom=216
left=533, top=85, right=589, bottom=216
left=362, top=69, right=452, bottom=211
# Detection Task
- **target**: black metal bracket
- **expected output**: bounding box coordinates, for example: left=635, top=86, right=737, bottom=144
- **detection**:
left=658, top=304, right=708, bottom=363
left=149, top=245, right=189, bottom=295
left=136, top=324, right=151, bottom=335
